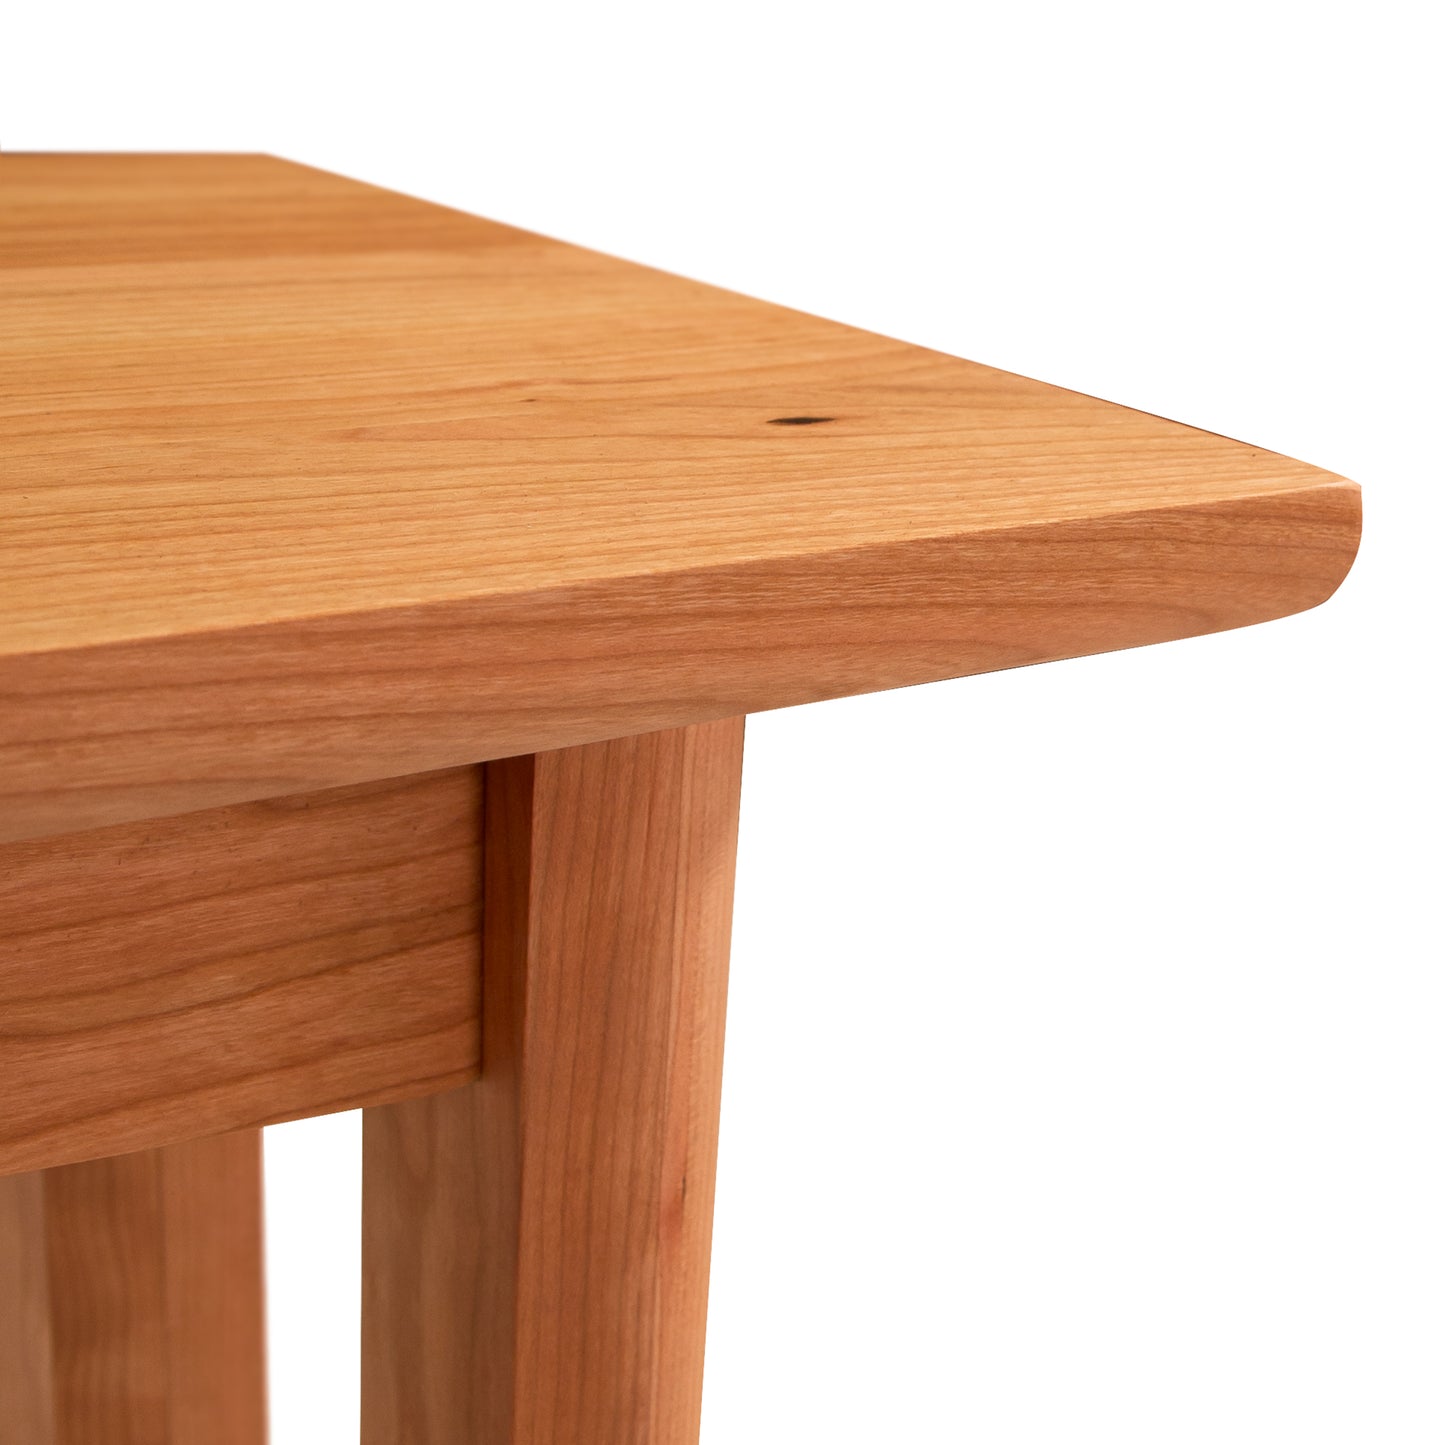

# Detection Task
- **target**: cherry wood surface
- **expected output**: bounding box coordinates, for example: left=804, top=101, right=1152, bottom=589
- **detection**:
left=0, top=767, right=482, bottom=1177
left=0, top=1160, right=54, bottom=1442
left=0, top=1130, right=266, bottom=1445
left=362, top=719, right=743, bottom=1445
left=0, top=152, right=1361, bottom=1445
left=0, top=153, right=1359, bottom=841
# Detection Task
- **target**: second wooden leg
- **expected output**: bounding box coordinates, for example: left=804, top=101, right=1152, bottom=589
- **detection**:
left=0, top=1130, right=267, bottom=1445
left=362, top=718, right=744, bottom=1445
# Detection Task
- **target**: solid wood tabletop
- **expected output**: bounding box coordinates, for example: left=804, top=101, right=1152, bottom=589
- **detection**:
left=1, top=154, right=1359, bottom=841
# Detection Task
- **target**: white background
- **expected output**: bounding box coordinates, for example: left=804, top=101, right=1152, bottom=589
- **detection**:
left=5, top=2, right=1440, bottom=1439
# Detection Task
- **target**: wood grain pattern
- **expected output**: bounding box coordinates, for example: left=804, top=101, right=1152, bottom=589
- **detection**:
left=0, top=1130, right=266, bottom=1445
left=0, top=767, right=482, bottom=1177
left=0, top=1168, right=55, bottom=1442
left=0, top=154, right=1359, bottom=841
left=157, top=1133, right=268, bottom=1445
left=362, top=719, right=744, bottom=1445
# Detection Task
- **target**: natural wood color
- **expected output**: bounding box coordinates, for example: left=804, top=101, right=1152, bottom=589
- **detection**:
left=0, top=767, right=482, bottom=1177
left=0, top=154, right=1359, bottom=842
left=0, top=1170, right=55, bottom=1443
left=362, top=718, right=744, bottom=1445
left=0, top=1130, right=266, bottom=1445
left=157, top=1132, right=268, bottom=1445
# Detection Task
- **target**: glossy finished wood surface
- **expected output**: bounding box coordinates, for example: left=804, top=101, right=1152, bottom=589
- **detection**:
left=0, top=153, right=1359, bottom=841
left=362, top=719, right=743, bottom=1444
left=0, top=1130, right=266, bottom=1445
left=0, top=767, right=482, bottom=1177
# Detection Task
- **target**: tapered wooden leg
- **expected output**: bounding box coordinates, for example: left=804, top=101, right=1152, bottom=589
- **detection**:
left=362, top=718, right=744, bottom=1445
left=0, top=1130, right=267, bottom=1445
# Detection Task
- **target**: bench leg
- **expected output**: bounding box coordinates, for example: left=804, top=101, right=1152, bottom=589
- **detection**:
left=0, top=1129, right=267, bottom=1445
left=362, top=719, right=744, bottom=1445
